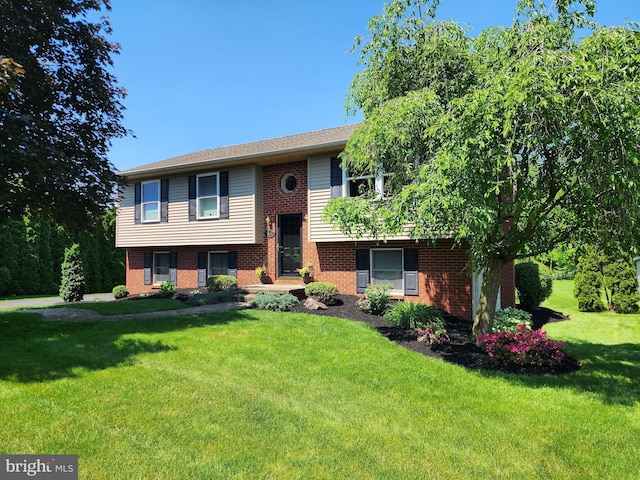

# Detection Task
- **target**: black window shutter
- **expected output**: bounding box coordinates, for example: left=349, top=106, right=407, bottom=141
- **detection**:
left=220, top=171, right=229, bottom=219
left=169, top=252, right=178, bottom=285
left=355, top=249, right=370, bottom=293
left=188, top=175, right=197, bottom=221
left=197, top=251, right=207, bottom=287
left=160, top=179, right=169, bottom=223
left=143, top=252, right=152, bottom=285
left=403, top=248, right=419, bottom=296
left=330, top=157, right=343, bottom=198
left=227, top=250, right=237, bottom=278
left=134, top=182, right=141, bottom=224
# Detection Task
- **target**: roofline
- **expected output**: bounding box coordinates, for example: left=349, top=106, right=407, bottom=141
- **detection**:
left=118, top=124, right=358, bottom=179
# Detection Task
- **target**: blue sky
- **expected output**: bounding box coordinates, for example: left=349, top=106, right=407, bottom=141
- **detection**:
left=105, top=0, right=640, bottom=172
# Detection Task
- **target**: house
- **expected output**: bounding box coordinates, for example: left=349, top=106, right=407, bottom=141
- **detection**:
left=115, top=124, right=515, bottom=320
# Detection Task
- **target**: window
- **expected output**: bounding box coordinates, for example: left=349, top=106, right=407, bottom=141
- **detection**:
left=344, top=165, right=388, bottom=197
left=197, top=173, right=219, bottom=219
left=371, top=249, right=403, bottom=291
left=208, top=252, right=229, bottom=276
left=153, top=252, right=170, bottom=285
left=141, top=180, right=160, bottom=222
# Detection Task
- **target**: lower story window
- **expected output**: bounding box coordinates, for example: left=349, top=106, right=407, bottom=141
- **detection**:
left=371, top=249, right=403, bottom=291
left=154, top=252, right=170, bottom=285
left=209, top=252, right=229, bottom=276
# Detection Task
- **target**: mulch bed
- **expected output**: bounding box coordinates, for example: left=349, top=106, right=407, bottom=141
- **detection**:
left=290, top=295, right=581, bottom=375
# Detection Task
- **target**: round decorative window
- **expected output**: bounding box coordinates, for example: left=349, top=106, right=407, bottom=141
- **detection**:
left=281, top=173, right=298, bottom=193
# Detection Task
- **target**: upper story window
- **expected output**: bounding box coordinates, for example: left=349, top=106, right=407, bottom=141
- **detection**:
left=197, top=173, right=219, bottom=219
left=141, top=180, right=160, bottom=222
left=343, top=166, right=388, bottom=198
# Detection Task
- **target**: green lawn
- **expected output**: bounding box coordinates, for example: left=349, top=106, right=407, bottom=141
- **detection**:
left=49, top=298, right=187, bottom=315
left=0, top=285, right=638, bottom=479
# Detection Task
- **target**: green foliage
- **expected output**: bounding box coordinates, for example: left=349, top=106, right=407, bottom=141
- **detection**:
left=573, top=246, right=605, bottom=312
left=112, top=285, right=129, bottom=299
left=356, top=284, right=392, bottom=315
left=492, top=307, right=533, bottom=333
left=249, top=293, right=299, bottom=312
left=304, top=282, right=339, bottom=304
left=0, top=266, right=10, bottom=294
left=59, top=243, right=85, bottom=303
left=0, top=0, right=127, bottom=225
left=186, top=291, right=234, bottom=306
left=206, top=275, right=238, bottom=293
left=158, top=281, right=176, bottom=298
left=327, top=0, right=640, bottom=335
left=385, top=301, right=442, bottom=329
left=605, top=260, right=640, bottom=314
left=515, top=261, right=553, bottom=310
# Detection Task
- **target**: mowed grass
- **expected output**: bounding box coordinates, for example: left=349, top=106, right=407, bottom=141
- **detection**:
left=49, top=298, right=187, bottom=315
left=0, top=286, right=638, bottom=479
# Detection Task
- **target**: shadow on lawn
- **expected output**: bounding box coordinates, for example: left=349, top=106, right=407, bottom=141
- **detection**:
left=0, top=310, right=253, bottom=383
left=483, top=341, right=640, bottom=406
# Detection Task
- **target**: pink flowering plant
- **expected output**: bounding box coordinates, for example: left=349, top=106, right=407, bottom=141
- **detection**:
left=416, top=323, right=450, bottom=345
left=477, top=324, right=566, bottom=367
left=356, top=283, right=392, bottom=315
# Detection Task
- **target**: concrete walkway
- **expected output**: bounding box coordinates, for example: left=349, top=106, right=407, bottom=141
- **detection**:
left=1, top=294, right=249, bottom=322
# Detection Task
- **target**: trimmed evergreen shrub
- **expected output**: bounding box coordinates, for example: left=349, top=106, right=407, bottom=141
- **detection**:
left=186, top=291, right=233, bottom=306
left=609, top=261, right=640, bottom=313
left=573, top=247, right=605, bottom=312
left=385, top=301, right=443, bottom=329
left=249, top=292, right=299, bottom=311
left=492, top=307, right=532, bottom=333
left=304, top=282, right=339, bottom=304
left=112, top=284, right=129, bottom=299
left=515, top=261, right=553, bottom=310
left=207, top=275, right=238, bottom=292
left=59, top=243, right=85, bottom=302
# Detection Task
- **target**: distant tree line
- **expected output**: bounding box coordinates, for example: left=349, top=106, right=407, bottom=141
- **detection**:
left=0, top=208, right=124, bottom=296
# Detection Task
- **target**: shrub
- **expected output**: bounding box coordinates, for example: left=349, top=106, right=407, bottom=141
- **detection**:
left=186, top=291, right=233, bottom=306
left=112, top=284, right=129, bottom=299
left=0, top=266, right=10, bottom=294
left=385, top=301, right=442, bottom=329
left=59, top=243, right=85, bottom=302
left=207, top=275, right=238, bottom=293
left=356, top=283, right=392, bottom=315
left=515, top=261, right=553, bottom=310
left=250, top=292, right=299, bottom=311
left=159, top=281, right=176, bottom=297
left=573, top=246, right=605, bottom=312
left=492, top=307, right=532, bottom=333
left=604, top=259, right=640, bottom=314
left=305, top=282, right=339, bottom=304
left=416, top=322, right=450, bottom=345
left=477, top=325, right=567, bottom=367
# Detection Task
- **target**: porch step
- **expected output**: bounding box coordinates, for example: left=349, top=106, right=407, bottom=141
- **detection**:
left=236, top=284, right=306, bottom=302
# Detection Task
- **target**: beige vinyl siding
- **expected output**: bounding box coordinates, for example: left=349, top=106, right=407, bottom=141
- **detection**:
left=116, top=165, right=262, bottom=247
left=307, top=156, right=411, bottom=243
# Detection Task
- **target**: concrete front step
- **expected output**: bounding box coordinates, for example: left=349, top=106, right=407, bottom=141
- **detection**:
left=236, top=284, right=306, bottom=302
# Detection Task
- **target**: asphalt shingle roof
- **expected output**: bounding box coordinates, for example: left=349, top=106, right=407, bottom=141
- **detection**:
left=119, top=124, right=359, bottom=178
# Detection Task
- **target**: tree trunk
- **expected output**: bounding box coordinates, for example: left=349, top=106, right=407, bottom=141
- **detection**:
left=472, top=256, right=507, bottom=340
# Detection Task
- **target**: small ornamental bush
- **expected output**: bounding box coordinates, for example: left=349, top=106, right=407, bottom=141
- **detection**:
left=159, top=281, right=176, bottom=297
left=59, top=243, right=85, bottom=302
left=385, top=301, right=442, bottom=329
left=416, top=322, right=450, bottom=345
left=356, top=283, right=392, bottom=315
left=477, top=325, right=567, bottom=367
left=206, top=275, right=238, bottom=293
left=250, top=292, right=299, bottom=311
left=515, top=261, right=553, bottom=310
left=305, top=282, right=339, bottom=304
left=112, top=284, right=129, bottom=299
left=186, top=291, right=233, bottom=306
left=492, top=307, right=532, bottom=333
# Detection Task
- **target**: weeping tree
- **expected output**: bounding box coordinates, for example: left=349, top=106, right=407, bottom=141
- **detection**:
left=323, top=0, right=640, bottom=337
